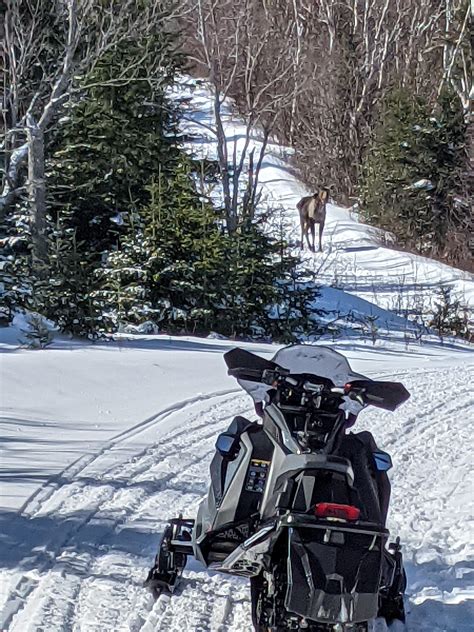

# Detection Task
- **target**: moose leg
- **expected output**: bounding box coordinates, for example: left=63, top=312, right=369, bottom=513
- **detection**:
left=305, top=222, right=312, bottom=251
left=300, top=219, right=305, bottom=250
left=318, top=220, right=324, bottom=252
left=309, top=221, right=315, bottom=252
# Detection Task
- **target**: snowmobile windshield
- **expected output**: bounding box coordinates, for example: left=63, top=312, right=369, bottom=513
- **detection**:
left=271, top=345, right=366, bottom=384
left=230, top=345, right=367, bottom=403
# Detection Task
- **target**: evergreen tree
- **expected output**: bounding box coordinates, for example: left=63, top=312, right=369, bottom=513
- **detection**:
left=429, top=286, right=469, bottom=341
left=92, top=160, right=226, bottom=333
left=146, top=163, right=226, bottom=332
left=47, top=39, right=181, bottom=249
left=213, top=217, right=317, bottom=341
left=92, top=169, right=316, bottom=340
left=40, top=215, right=98, bottom=336
left=0, top=203, right=34, bottom=322
left=217, top=224, right=279, bottom=338
left=38, top=26, right=185, bottom=333
left=360, top=88, right=469, bottom=261
left=1, top=13, right=318, bottom=341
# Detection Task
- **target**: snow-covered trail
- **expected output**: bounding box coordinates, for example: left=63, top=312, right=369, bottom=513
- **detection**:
left=355, top=365, right=474, bottom=632
left=0, top=334, right=273, bottom=511
left=1, top=359, right=473, bottom=632
left=0, top=392, right=253, bottom=632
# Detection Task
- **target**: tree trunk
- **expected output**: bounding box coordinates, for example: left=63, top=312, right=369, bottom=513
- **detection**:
left=0, top=142, right=28, bottom=222
left=213, top=87, right=236, bottom=233
left=26, top=114, right=47, bottom=268
left=465, top=0, right=473, bottom=250
left=468, top=1, right=474, bottom=190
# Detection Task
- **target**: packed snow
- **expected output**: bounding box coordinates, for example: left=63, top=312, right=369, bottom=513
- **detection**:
left=1, top=78, right=473, bottom=631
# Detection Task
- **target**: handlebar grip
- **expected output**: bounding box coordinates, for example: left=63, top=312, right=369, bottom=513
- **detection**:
left=227, top=367, right=264, bottom=382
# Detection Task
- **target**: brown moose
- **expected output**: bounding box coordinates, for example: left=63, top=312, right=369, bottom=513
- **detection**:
left=296, top=188, right=329, bottom=252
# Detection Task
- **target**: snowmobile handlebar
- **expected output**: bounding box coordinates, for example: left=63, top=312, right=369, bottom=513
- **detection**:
left=229, top=366, right=345, bottom=399
left=224, top=348, right=410, bottom=411
left=228, top=366, right=409, bottom=412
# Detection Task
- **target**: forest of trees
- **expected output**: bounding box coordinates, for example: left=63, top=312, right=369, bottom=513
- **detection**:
left=178, top=0, right=472, bottom=267
left=0, top=0, right=472, bottom=341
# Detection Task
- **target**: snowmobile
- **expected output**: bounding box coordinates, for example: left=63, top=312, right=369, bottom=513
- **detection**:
left=145, top=345, right=410, bottom=631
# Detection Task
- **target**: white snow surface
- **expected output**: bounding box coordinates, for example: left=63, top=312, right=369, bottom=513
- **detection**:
left=1, top=78, right=473, bottom=631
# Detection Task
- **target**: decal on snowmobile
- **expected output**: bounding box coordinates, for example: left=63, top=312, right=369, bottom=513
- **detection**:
left=215, top=523, right=251, bottom=541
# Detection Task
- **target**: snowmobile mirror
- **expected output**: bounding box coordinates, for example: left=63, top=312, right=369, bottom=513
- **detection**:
left=215, top=432, right=240, bottom=459
left=373, top=450, right=393, bottom=471
left=262, top=369, right=285, bottom=385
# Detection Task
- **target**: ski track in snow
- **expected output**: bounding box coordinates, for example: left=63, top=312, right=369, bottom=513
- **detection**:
left=357, top=366, right=474, bottom=632
left=14, top=388, right=240, bottom=520
left=1, top=368, right=473, bottom=631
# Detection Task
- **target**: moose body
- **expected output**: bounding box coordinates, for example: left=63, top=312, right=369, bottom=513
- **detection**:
left=297, top=188, right=329, bottom=252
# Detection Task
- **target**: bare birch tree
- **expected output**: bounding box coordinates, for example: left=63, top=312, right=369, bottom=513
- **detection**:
left=181, top=0, right=297, bottom=232
left=1, top=0, right=176, bottom=265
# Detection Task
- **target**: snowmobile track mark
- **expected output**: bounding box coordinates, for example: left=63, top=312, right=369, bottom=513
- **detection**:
left=1, top=392, right=247, bottom=632
left=15, top=388, right=239, bottom=520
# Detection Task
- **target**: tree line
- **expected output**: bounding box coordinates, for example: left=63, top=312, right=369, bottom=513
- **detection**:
left=178, top=0, right=472, bottom=267
left=0, top=0, right=314, bottom=340
left=0, top=0, right=472, bottom=343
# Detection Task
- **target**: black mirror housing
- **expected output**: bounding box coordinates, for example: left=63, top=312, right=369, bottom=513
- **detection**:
left=349, top=380, right=410, bottom=411
left=215, top=432, right=240, bottom=459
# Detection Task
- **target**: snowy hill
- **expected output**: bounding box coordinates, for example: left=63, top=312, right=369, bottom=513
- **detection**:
left=177, top=78, right=474, bottom=328
left=1, top=78, right=473, bottom=632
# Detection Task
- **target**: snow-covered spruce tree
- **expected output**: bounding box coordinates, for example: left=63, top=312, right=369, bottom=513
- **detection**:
left=0, top=202, right=34, bottom=322
left=360, top=88, right=469, bottom=264
left=215, top=223, right=279, bottom=338
left=91, top=231, right=156, bottom=333
left=264, top=208, right=323, bottom=343
left=38, top=214, right=98, bottom=336
left=93, top=163, right=316, bottom=340
left=92, top=160, right=226, bottom=334
left=145, top=165, right=227, bottom=333
left=429, top=286, right=471, bottom=342
left=42, top=28, right=184, bottom=335
left=215, top=219, right=316, bottom=341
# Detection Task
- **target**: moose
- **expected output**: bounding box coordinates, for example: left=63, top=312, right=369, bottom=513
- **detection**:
left=297, top=187, right=329, bottom=252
